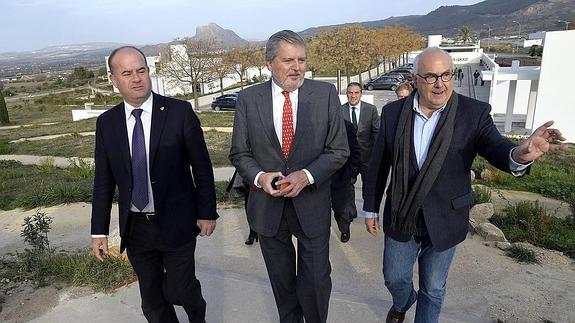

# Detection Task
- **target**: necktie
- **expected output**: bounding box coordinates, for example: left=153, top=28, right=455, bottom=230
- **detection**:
left=131, top=109, right=149, bottom=211
left=281, top=91, right=294, bottom=160
left=351, top=106, right=358, bottom=128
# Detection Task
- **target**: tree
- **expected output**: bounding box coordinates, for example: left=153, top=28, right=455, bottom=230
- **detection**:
left=68, top=67, right=94, bottom=82
left=248, top=46, right=267, bottom=82
left=0, top=82, right=9, bottom=124
left=224, top=45, right=253, bottom=90
left=160, top=37, right=221, bottom=108
left=210, top=52, right=234, bottom=96
left=459, top=26, right=473, bottom=43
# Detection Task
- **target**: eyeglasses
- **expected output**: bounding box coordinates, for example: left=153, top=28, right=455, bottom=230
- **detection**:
left=416, top=71, right=455, bottom=84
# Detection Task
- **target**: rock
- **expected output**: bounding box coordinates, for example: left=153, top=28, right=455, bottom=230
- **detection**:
left=481, top=168, right=495, bottom=181
left=476, top=222, right=507, bottom=242
left=470, top=170, right=476, bottom=181
left=497, top=241, right=512, bottom=250
left=469, top=203, right=495, bottom=224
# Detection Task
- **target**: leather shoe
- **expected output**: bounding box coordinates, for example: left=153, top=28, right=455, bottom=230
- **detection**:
left=386, top=307, right=405, bottom=323
left=340, top=232, right=350, bottom=243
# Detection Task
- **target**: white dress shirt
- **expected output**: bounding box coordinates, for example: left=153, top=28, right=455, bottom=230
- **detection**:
left=348, top=101, right=361, bottom=122
left=254, top=80, right=314, bottom=187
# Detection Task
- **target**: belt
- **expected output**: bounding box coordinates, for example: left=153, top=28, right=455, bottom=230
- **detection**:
left=129, top=211, right=156, bottom=221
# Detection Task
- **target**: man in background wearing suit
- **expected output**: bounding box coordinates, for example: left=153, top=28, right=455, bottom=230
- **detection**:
left=341, top=82, right=380, bottom=201
left=91, top=46, right=218, bottom=323
left=230, top=30, right=349, bottom=323
left=363, top=47, right=564, bottom=323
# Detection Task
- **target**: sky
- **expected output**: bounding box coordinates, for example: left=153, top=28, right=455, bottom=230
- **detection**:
left=0, top=0, right=482, bottom=53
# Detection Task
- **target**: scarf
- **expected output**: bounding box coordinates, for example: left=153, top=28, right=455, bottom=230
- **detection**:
left=389, top=90, right=459, bottom=235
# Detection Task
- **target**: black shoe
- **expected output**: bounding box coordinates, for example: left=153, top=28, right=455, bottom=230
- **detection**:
left=385, top=307, right=405, bottom=323
left=340, top=232, right=350, bottom=243
left=245, top=232, right=258, bottom=245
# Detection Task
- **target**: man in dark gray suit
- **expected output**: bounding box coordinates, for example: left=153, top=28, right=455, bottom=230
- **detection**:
left=341, top=82, right=380, bottom=199
left=229, top=30, right=349, bottom=323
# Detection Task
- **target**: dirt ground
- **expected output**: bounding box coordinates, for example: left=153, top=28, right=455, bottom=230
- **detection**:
left=0, top=198, right=574, bottom=322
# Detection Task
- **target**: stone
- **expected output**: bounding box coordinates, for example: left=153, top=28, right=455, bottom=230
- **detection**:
left=470, top=170, right=476, bottom=181
left=469, top=203, right=495, bottom=224
left=497, top=241, right=512, bottom=250
left=476, top=222, right=507, bottom=242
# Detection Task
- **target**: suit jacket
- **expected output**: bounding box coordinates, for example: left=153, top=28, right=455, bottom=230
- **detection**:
left=229, top=79, right=349, bottom=238
left=341, top=101, right=380, bottom=165
left=363, top=93, right=520, bottom=251
left=91, top=93, right=219, bottom=251
left=331, top=120, right=361, bottom=188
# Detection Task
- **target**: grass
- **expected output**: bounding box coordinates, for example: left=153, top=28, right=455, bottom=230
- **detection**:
left=506, top=244, right=540, bottom=264
left=197, top=111, right=235, bottom=127
left=0, top=160, right=238, bottom=210
left=0, top=249, right=136, bottom=292
left=0, top=118, right=96, bottom=143
left=491, top=200, right=575, bottom=259
left=472, top=185, right=492, bottom=205
left=473, top=144, right=575, bottom=202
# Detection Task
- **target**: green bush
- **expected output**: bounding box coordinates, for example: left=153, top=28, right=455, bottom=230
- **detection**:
left=66, top=158, right=95, bottom=179
left=506, top=244, right=539, bottom=264
left=491, top=200, right=575, bottom=259
left=472, top=185, right=492, bottom=205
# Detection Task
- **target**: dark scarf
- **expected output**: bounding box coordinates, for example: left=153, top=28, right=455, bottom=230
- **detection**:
left=389, top=90, right=459, bottom=235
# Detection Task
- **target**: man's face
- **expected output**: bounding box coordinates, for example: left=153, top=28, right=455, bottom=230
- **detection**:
left=413, top=51, right=454, bottom=113
left=346, top=85, right=362, bottom=106
left=109, top=48, right=152, bottom=107
left=266, top=42, right=306, bottom=92
left=396, top=89, right=410, bottom=100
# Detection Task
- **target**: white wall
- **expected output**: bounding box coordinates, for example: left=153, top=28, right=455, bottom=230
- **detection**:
left=532, top=30, right=575, bottom=143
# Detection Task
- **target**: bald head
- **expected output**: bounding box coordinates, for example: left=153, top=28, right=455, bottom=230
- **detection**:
left=413, top=47, right=454, bottom=75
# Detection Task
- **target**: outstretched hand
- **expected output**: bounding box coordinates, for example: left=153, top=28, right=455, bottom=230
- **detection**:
left=512, top=121, right=565, bottom=163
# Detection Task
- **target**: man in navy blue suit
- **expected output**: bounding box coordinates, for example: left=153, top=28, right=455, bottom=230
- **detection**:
left=363, top=47, right=564, bottom=323
left=91, top=46, right=218, bottom=323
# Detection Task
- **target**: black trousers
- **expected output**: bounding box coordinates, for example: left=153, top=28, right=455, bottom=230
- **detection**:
left=331, top=180, right=356, bottom=234
left=259, top=200, right=332, bottom=323
left=126, top=216, right=206, bottom=323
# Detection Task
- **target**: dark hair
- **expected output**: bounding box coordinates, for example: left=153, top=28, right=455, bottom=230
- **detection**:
left=265, top=30, right=306, bottom=62
left=347, top=82, right=362, bottom=92
left=395, top=82, right=413, bottom=95
left=107, top=46, right=147, bottom=74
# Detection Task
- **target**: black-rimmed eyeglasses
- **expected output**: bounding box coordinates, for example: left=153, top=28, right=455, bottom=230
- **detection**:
left=416, top=71, right=455, bottom=84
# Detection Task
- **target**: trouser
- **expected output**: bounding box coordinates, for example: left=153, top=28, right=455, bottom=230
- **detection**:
left=331, top=180, right=356, bottom=234
left=126, top=216, right=206, bottom=323
left=383, top=235, right=456, bottom=323
left=259, top=200, right=332, bottom=323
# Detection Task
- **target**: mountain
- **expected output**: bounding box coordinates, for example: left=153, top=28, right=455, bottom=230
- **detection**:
left=193, top=23, right=249, bottom=48
left=299, top=0, right=575, bottom=38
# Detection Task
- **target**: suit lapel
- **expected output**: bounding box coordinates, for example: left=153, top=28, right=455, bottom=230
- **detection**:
left=256, top=82, right=283, bottom=156
left=291, top=81, right=312, bottom=157
left=112, top=103, right=132, bottom=176
left=342, top=104, right=351, bottom=122
left=149, top=93, right=168, bottom=170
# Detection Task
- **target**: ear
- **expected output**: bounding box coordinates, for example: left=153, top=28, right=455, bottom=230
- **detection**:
left=109, top=73, right=118, bottom=88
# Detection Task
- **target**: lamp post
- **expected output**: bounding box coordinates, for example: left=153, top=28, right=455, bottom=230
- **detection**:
left=483, top=24, right=491, bottom=53
left=558, top=20, right=570, bottom=30
left=512, top=20, right=522, bottom=52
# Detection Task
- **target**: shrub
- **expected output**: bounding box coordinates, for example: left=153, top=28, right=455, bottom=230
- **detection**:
left=506, top=244, right=539, bottom=264
left=472, top=185, right=492, bottom=205
left=0, top=142, right=15, bottom=154
left=66, top=158, right=95, bottom=179
left=491, top=200, right=575, bottom=259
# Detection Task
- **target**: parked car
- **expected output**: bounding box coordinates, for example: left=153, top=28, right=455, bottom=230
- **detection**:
left=390, top=68, right=414, bottom=80
left=383, top=72, right=406, bottom=81
left=211, top=93, right=238, bottom=111
left=363, top=76, right=402, bottom=91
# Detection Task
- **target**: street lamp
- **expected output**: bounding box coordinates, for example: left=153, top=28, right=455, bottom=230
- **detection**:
left=512, top=20, right=522, bottom=52
left=558, top=20, right=570, bottom=30
left=483, top=24, right=491, bottom=53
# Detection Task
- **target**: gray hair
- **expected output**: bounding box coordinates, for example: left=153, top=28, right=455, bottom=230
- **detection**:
left=413, top=47, right=454, bottom=74
left=265, top=30, right=306, bottom=62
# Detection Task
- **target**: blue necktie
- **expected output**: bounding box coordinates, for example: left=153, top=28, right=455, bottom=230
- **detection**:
left=131, top=109, right=149, bottom=211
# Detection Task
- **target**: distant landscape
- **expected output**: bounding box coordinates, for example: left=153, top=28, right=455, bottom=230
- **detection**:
left=0, top=0, right=572, bottom=76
